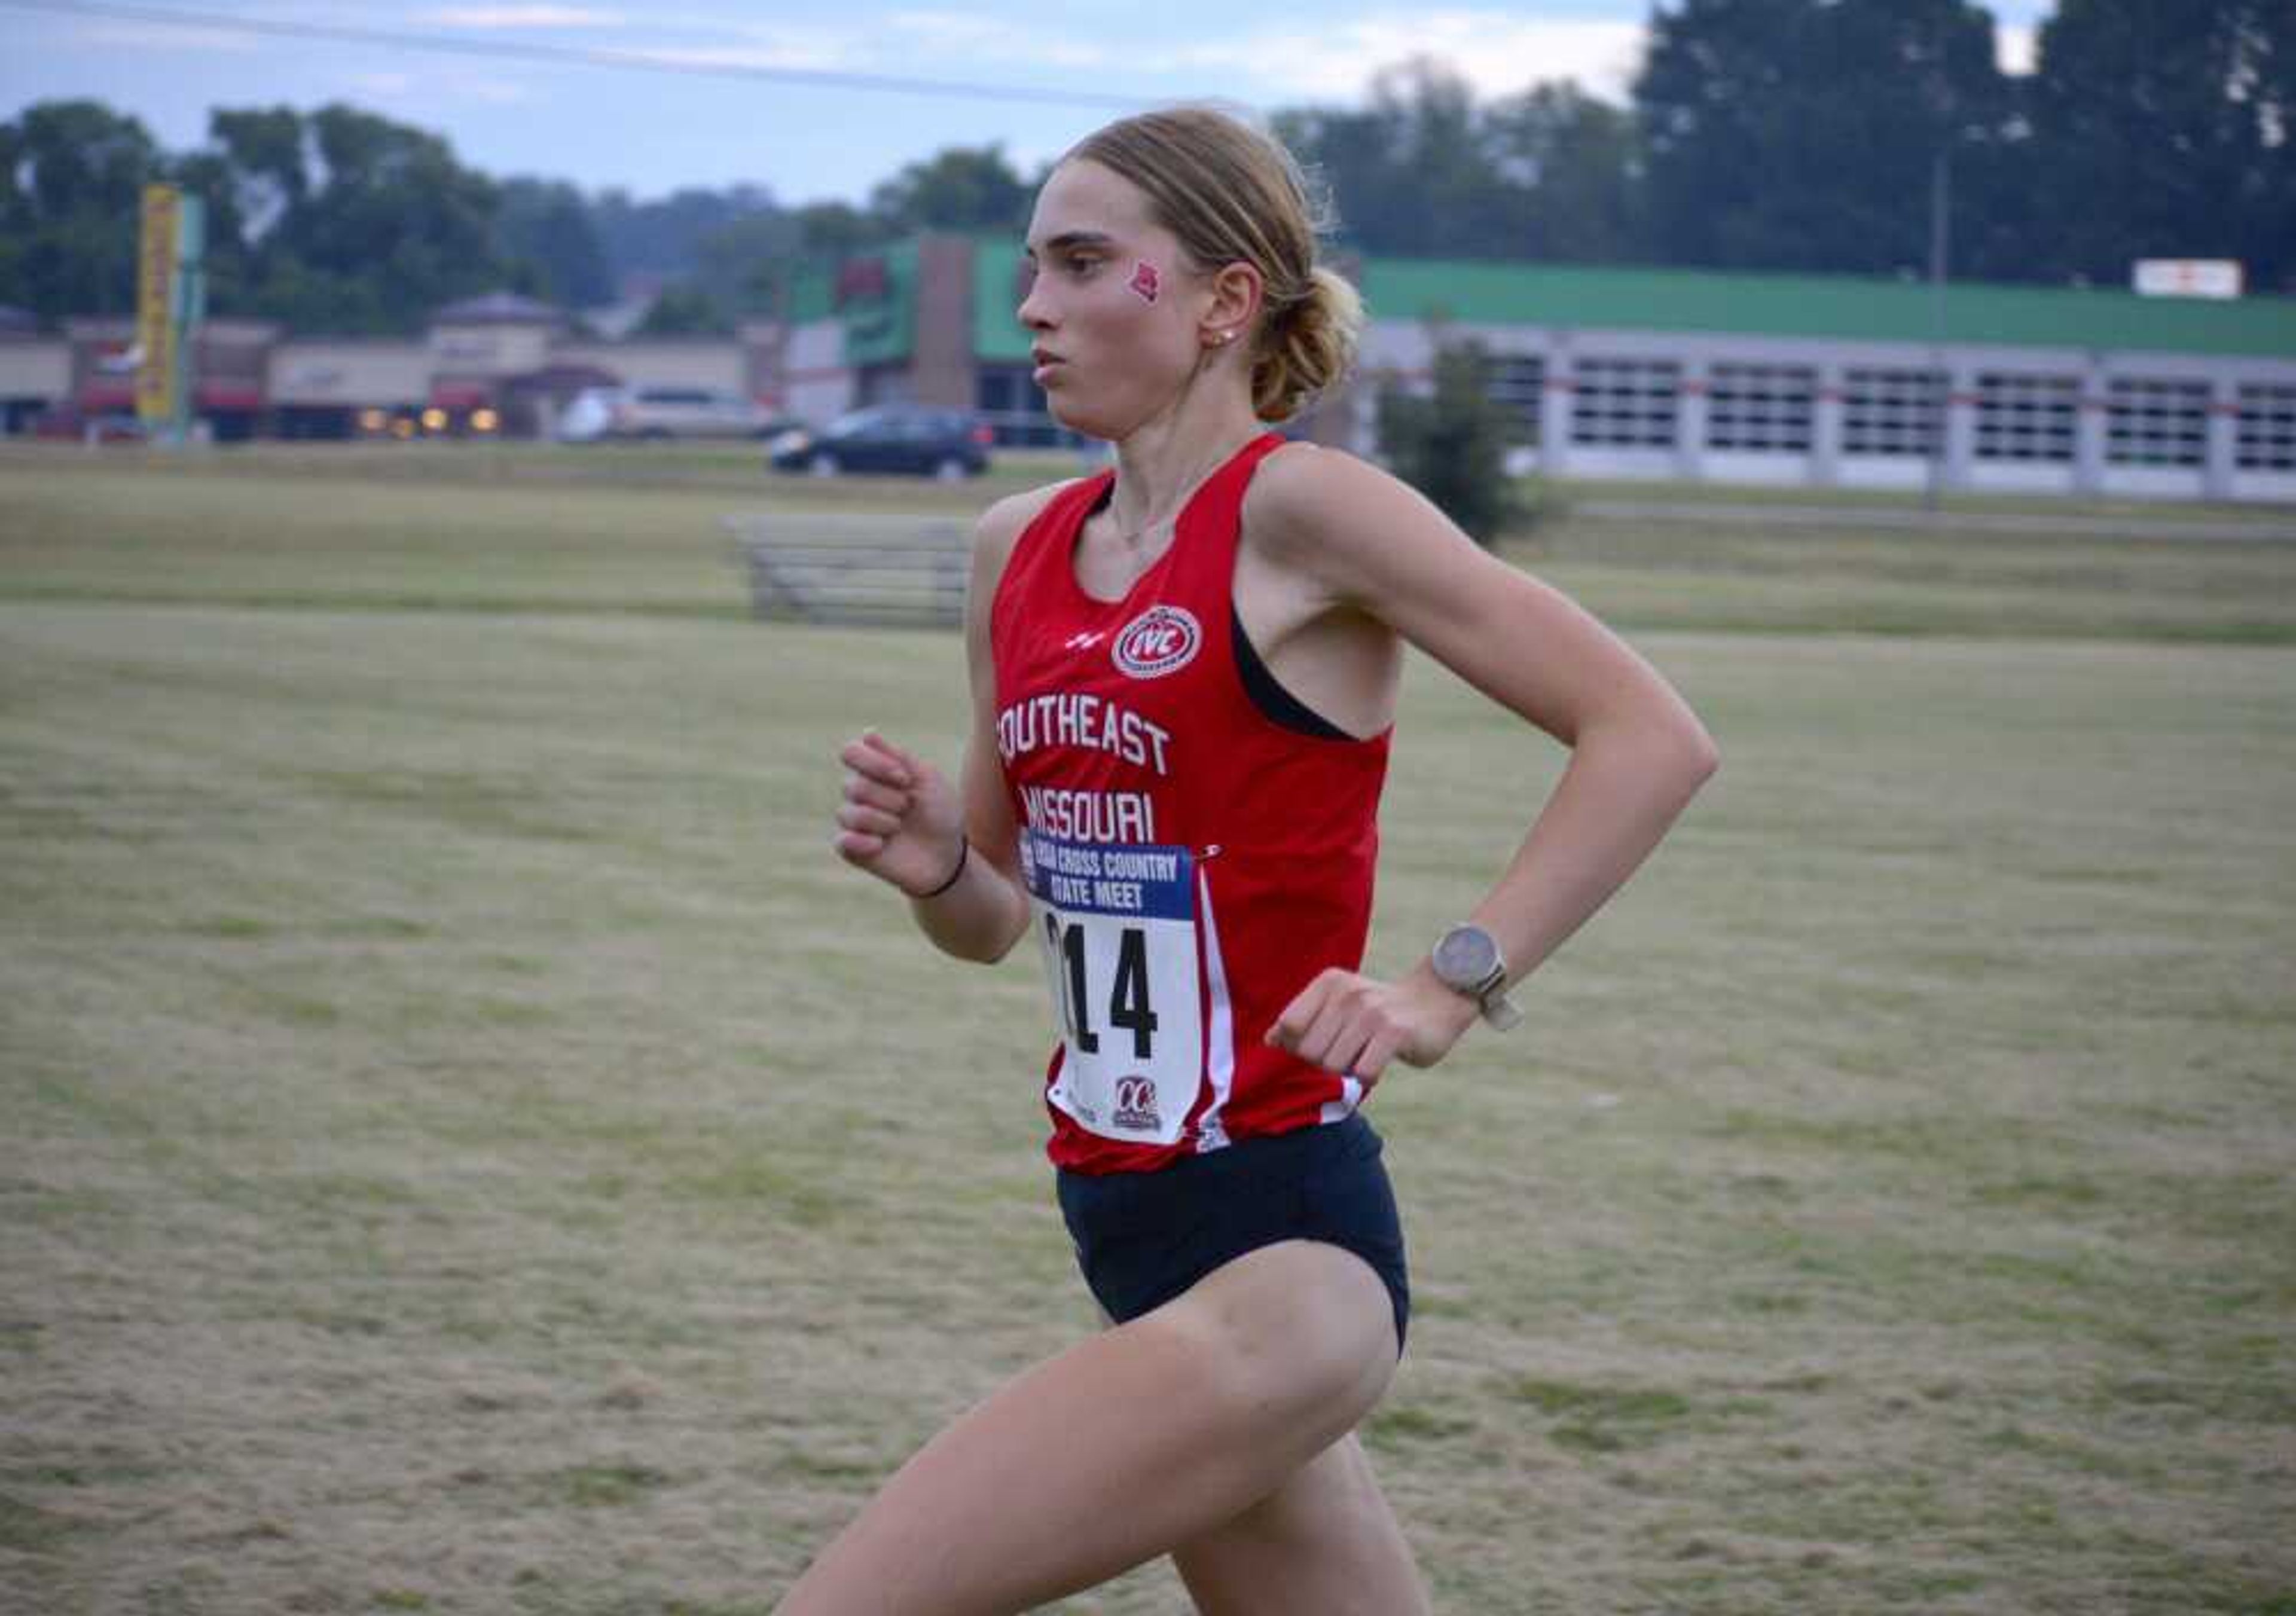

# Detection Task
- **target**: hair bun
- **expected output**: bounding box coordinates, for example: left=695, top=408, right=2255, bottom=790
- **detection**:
left=1252, top=265, right=1363, bottom=423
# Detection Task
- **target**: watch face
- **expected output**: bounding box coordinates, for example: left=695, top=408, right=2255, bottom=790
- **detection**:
left=1434, top=925, right=1500, bottom=989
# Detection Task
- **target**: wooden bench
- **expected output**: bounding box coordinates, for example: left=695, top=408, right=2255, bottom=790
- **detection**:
left=722, top=512, right=970, bottom=628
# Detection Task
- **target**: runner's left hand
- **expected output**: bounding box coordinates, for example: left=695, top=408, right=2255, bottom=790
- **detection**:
left=1265, top=966, right=1483, bottom=1082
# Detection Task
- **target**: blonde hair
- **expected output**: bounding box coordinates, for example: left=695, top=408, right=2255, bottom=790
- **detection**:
left=1067, top=106, right=1362, bottom=423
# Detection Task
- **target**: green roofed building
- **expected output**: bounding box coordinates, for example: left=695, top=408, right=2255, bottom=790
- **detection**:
left=1351, top=259, right=2296, bottom=503
left=761, top=235, right=2296, bottom=504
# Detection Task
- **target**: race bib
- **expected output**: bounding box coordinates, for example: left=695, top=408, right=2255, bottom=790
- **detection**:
left=1019, top=827, right=1201, bottom=1146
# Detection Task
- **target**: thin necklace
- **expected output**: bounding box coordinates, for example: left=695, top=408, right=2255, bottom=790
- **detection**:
left=1102, top=433, right=1261, bottom=551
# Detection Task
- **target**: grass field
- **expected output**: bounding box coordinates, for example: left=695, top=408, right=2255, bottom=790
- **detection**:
left=3, top=444, right=2293, bottom=1614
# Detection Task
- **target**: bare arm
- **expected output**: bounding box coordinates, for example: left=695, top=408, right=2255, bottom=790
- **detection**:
left=831, top=491, right=1052, bottom=964
left=1253, top=449, right=1719, bottom=1077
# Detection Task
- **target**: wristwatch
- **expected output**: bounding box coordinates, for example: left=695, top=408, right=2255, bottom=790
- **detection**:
left=1431, top=923, right=1523, bottom=1031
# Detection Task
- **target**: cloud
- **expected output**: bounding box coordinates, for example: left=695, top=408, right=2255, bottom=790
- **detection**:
left=884, top=11, right=1112, bottom=71
left=419, top=5, right=628, bottom=26
left=636, top=39, right=858, bottom=74
left=459, top=77, right=534, bottom=103
left=346, top=69, right=532, bottom=105
left=659, top=13, right=1107, bottom=77
left=637, top=19, right=886, bottom=72
left=622, top=8, right=1639, bottom=104
left=75, top=20, right=264, bottom=53
left=1168, top=14, right=1647, bottom=104
left=1996, top=24, right=2038, bottom=77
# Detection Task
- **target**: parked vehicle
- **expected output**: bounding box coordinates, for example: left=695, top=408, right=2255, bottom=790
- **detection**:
left=557, top=385, right=786, bottom=442
left=768, top=405, right=994, bottom=479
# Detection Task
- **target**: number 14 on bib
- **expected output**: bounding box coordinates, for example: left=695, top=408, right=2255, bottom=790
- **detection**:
left=1019, top=827, right=1203, bottom=1147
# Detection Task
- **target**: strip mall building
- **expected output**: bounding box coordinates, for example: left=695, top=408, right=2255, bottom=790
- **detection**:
left=4, top=239, right=2292, bottom=503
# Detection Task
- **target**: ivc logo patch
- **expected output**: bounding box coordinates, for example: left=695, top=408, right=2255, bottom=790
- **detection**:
left=1111, top=604, right=1202, bottom=680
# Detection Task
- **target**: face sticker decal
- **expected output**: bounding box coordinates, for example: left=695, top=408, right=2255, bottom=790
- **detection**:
left=1127, top=260, right=1161, bottom=304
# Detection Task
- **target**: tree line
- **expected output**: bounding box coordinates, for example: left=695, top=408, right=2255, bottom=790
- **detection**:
left=1, top=0, right=2288, bottom=337
left=1277, top=0, right=2291, bottom=288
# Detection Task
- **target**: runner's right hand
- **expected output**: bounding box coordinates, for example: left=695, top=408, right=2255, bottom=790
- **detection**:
left=833, top=730, right=967, bottom=898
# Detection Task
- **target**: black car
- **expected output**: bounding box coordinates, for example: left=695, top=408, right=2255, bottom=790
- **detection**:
left=768, top=405, right=994, bottom=479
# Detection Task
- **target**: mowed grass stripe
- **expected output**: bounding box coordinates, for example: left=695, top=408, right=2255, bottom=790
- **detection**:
left=6, top=447, right=2296, bottom=640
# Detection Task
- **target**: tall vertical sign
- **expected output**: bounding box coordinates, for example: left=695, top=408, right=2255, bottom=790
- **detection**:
left=133, top=184, right=179, bottom=429
left=135, top=183, right=205, bottom=444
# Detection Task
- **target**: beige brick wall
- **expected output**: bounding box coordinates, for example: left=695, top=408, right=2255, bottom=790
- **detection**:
left=270, top=341, right=432, bottom=405
left=0, top=338, right=69, bottom=398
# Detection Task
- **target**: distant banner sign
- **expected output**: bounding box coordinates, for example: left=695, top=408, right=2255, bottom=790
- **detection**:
left=2133, top=259, right=2243, bottom=300
left=835, top=256, right=889, bottom=307
left=135, top=184, right=181, bottom=424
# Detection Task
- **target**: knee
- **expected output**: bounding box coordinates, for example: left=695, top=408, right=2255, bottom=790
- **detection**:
left=1157, top=1245, right=1397, bottom=1443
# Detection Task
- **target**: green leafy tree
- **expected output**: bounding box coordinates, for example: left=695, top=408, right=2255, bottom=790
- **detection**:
left=1375, top=335, right=1526, bottom=547
left=868, top=143, right=1031, bottom=233
left=589, top=184, right=779, bottom=286
left=191, top=106, right=304, bottom=317
left=208, top=106, right=307, bottom=236
left=1270, top=99, right=1396, bottom=247
left=184, top=103, right=509, bottom=331
left=1355, top=59, right=1494, bottom=257
left=2026, top=0, right=2296, bottom=291
left=1482, top=82, right=1647, bottom=263
left=287, top=105, right=502, bottom=328
left=1275, top=60, right=1648, bottom=264
left=790, top=199, right=896, bottom=258
left=634, top=283, right=729, bottom=335
left=693, top=210, right=805, bottom=316
left=1634, top=0, right=2020, bottom=277
left=494, top=177, right=614, bottom=307
left=1278, top=59, right=1521, bottom=258
left=0, top=99, right=161, bottom=318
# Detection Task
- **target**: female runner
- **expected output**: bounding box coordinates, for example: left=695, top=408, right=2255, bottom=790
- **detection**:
left=803, top=106, right=1718, bottom=1615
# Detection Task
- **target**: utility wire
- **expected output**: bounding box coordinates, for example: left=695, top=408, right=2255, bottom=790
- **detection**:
left=0, top=0, right=1162, bottom=111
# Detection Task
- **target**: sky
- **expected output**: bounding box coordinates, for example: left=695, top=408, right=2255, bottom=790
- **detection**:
left=2, top=0, right=2053, bottom=208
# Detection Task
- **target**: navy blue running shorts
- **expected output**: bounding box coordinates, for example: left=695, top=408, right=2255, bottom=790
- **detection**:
left=1055, top=1112, right=1411, bottom=1355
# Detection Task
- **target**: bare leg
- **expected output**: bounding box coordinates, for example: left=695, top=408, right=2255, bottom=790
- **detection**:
left=1171, top=1432, right=1431, bottom=1616
left=773, top=1241, right=1397, bottom=1616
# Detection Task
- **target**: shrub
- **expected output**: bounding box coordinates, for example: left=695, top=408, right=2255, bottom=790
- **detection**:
left=1373, top=333, right=1530, bottom=546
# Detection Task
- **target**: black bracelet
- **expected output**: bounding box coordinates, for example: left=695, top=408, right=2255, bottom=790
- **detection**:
left=912, top=836, right=969, bottom=900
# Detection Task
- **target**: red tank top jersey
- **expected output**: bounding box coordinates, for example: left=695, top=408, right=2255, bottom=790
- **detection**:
left=990, top=433, right=1393, bottom=1175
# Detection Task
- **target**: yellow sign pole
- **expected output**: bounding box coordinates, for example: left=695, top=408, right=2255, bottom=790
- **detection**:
left=135, top=184, right=182, bottom=432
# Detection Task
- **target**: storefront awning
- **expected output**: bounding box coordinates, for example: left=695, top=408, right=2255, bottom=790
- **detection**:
left=429, top=382, right=492, bottom=410
left=196, top=382, right=265, bottom=412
